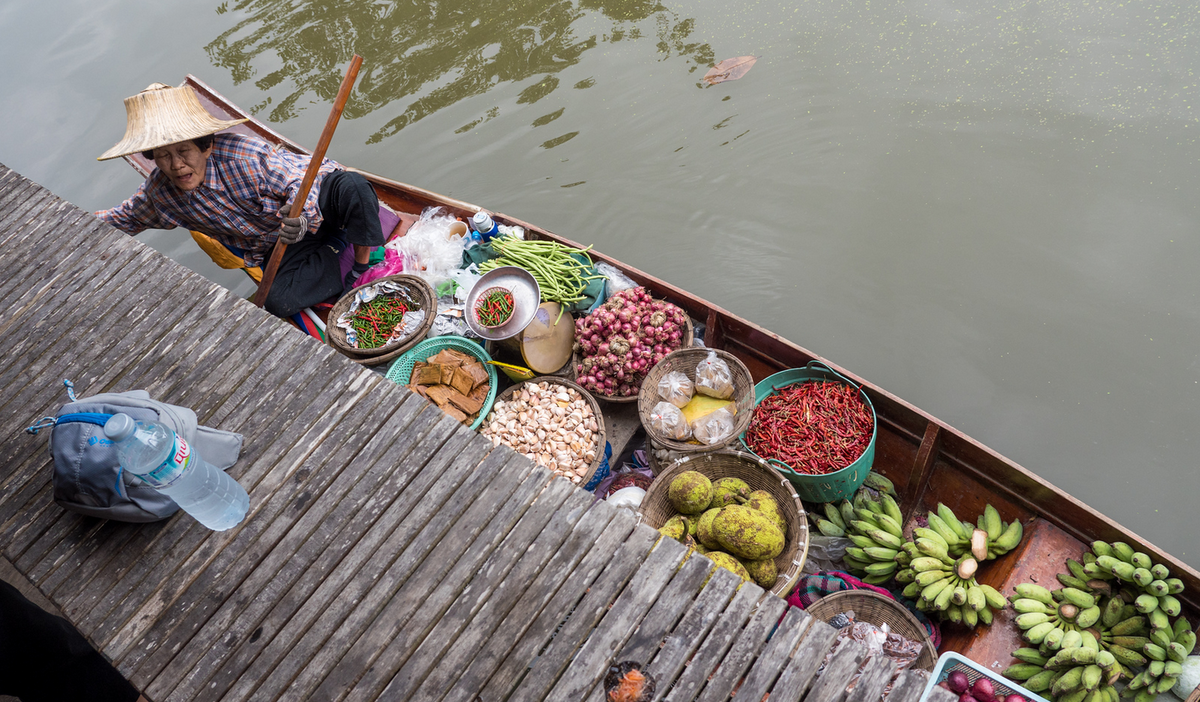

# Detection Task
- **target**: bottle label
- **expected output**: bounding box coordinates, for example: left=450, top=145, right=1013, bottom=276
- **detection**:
left=142, top=435, right=192, bottom=489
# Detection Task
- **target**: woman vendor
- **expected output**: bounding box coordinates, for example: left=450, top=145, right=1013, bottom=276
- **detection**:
left=95, top=82, right=384, bottom=318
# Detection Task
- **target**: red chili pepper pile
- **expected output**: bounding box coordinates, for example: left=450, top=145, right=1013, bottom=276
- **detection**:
left=603, top=471, right=653, bottom=499
left=350, top=296, right=410, bottom=349
left=745, top=381, right=873, bottom=475
left=475, top=288, right=515, bottom=328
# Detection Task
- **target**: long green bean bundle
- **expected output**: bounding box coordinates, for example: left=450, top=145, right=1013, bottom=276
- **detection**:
left=478, top=236, right=605, bottom=322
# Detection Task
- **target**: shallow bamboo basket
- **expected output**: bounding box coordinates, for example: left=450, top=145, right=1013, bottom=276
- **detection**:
left=327, top=274, right=436, bottom=366
left=804, top=589, right=938, bottom=671
left=489, top=376, right=608, bottom=488
left=637, top=347, right=755, bottom=453
left=639, top=449, right=808, bottom=598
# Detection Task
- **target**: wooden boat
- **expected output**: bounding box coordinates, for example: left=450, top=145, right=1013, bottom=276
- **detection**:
left=126, top=75, right=1200, bottom=677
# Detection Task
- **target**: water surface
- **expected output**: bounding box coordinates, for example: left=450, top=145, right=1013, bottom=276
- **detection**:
left=1, top=0, right=1196, bottom=564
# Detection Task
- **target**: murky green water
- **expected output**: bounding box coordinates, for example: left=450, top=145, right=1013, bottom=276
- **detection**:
left=1, top=0, right=1196, bottom=565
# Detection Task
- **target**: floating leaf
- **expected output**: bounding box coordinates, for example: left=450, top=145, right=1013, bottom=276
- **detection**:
left=702, top=56, right=759, bottom=85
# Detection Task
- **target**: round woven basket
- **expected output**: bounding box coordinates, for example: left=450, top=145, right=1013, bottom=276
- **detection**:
left=805, top=590, right=937, bottom=671
left=487, top=376, right=608, bottom=488
left=639, top=449, right=808, bottom=598
left=636, top=347, right=755, bottom=453
left=570, top=311, right=694, bottom=404
left=326, top=274, right=436, bottom=367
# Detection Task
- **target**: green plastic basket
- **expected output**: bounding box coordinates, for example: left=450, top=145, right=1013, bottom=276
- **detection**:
left=738, top=361, right=876, bottom=503
left=386, top=336, right=498, bottom=430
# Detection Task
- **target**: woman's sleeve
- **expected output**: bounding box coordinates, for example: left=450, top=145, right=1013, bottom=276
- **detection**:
left=260, top=147, right=326, bottom=230
left=94, top=182, right=171, bottom=234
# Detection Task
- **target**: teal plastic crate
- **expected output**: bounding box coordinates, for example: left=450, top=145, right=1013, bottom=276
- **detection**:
left=920, top=652, right=1052, bottom=702
left=386, top=336, right=498, bottom=430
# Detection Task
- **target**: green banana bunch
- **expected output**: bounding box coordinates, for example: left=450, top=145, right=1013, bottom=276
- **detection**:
left=861, top=471, right=897, bottom=497
left=1123, top=614, right=1195, bottom=702
left=838, top=492, right=905, bottom=585
left=1088, top=541, right=1183, bottom=619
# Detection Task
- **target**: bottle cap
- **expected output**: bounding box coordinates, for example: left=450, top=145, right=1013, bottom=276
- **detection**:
left=472, top=211, right=494, bottom=230
left=103, top=413, right=136, bottom=441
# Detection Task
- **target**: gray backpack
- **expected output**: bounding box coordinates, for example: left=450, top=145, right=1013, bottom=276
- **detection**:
left=26, top=381, right=244, bottom=523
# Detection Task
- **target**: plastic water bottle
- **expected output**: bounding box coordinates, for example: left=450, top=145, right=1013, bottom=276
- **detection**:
left=471, top=211, right=499, bottom=242
left=103, top=413, right=249, bottom=531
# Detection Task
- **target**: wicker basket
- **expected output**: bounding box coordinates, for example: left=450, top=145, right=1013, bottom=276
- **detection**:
left=385, top=336, right=498, bottom=431
left=488, top=376, right=608, bottom=488
left=805, top=590, right=937, bottom=671
left=327, top=274, right=436, bottom=367
left=636, top=347, right=754, bottom=453
left=570, top=312, right=694, bottom=404
left=639, top=449, right=808, bottom=598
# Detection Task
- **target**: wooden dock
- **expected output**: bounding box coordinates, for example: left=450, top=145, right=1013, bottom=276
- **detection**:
left=0, top=163, right=947, bottom=702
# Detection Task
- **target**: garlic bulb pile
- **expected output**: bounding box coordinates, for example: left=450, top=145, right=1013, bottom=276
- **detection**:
left=482, top=382, right=601, bottom=483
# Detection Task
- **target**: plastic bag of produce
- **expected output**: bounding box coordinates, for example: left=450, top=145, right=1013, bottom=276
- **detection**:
left=694, top=351, right=734, bottom=399
left=657, top=371, right=694, bottom=408
left=649, top=401, right=691, bottom=440
left=691, top=405, right=734, bottom=445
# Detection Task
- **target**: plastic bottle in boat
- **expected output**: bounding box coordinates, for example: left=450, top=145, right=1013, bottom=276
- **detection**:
left=103, top=413, right=249, bottom=531
left=471, top=210, right=499, bottom=242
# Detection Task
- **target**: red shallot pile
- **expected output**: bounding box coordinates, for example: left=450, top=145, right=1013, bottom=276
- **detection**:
left=574, top=287, right=689, bottom=398
left=938, top=670, right=1026, bottom=702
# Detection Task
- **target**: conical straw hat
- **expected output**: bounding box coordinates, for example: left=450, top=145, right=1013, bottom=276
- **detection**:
left=97, top=83, right=248, bottom=161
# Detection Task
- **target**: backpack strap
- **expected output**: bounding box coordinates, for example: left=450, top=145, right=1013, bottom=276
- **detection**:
left=25, top=412, right=114, bottom=434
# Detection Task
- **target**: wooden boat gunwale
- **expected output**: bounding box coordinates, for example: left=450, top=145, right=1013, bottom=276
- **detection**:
left=123, top=75, right=1199, bottom=663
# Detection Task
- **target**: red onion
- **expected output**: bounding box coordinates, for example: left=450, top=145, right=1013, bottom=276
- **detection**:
left=971, top=677, right=995, bottom=702
left=946, top=671, right=970, bottom=694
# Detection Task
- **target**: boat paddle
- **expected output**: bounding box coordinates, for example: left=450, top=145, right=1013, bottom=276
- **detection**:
left=252, top=54, right=364, bottom=309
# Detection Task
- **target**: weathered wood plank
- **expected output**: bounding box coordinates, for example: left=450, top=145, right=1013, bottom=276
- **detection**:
left=266, top=444, right=522, bottom=700
left=844, top=655, right=898, bottom=702
left=730, top=606, right=814, bottom=701
left=4, top=276, right=229, bottom=571
left=306, top=453, right=544, bottom=701
left=418, top=498, right=620, bottom=702
left=79, top=369, right=377, bottom=642
left=219, top=427, right=494, bottom=702
left=544, top=537, right=689, bottom=701
left=145, top=391, right=436, bottom=697
left=102, top=368, right=384, bottom=665
left=660, top=578, right=763, bottom=702
left=476, top=507, right=642, bottom=702
left=800, top=638, right=868, bottom=702
left=506, top=524, right=660, bottom=701
left=439, top=501, right=632, bottom=702
left=369, top=471, right=584, bottom=699
left=135, top=391, right=431, bottom=693
left=53, top=318, right=288, bottom=615
left=694, top=595, right=789, bottom=702
left=0, top=205, right=108, bottom=301
left=765, top=616, right=841, bottom=702
left=891, top=669, right=941, bottom=702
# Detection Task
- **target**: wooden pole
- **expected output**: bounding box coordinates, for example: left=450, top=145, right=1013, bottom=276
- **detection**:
left=252, top=54, right=364, bottom=309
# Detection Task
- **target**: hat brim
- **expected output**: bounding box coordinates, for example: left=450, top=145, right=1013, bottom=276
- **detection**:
left=98, top=117, right=248, bottom=161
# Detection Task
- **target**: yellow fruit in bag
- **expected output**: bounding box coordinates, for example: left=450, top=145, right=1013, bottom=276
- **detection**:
left=681, top=395, right=734, bottom=425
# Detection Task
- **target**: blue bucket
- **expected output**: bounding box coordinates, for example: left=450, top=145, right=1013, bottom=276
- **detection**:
left=738, top=361, right=876, bottom=503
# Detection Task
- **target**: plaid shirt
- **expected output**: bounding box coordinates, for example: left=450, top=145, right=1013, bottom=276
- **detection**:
left=97, top=133, right=341, bottom=267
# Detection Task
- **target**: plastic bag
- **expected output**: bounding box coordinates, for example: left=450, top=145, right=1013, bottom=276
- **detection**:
left=694, top=350, right=734, bottom=399
left=606, top=486, right=646, bottom=510
left=657, top=371, right=694, bottom=408
left=428, top=302, right=479, bottom=339
left=649, top=401, right=691, bottom=440
left=355, top=248, right=405, bottom=288
left=448, top=264, right=482, bottom=304
left=386, top=207, right=465, bottom=290
left=802, top=534, right=854, bottom=575
left=595, top=261, right=637, bottom=297
left=692, top=405, right=734, bottom=445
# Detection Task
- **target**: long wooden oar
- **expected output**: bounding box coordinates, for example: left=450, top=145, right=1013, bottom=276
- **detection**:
left=252, top=54, right=364, bottom=309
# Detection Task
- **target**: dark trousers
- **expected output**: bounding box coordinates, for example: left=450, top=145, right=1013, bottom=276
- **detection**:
left=263, top=170, right=385, bottom=318
left=0, top=579, right=139, bottom=702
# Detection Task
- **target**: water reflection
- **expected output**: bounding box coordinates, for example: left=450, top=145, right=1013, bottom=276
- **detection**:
left=206, top=0, right=713, bottom=143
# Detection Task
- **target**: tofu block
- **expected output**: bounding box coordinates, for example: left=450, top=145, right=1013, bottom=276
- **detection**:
left=446, top=389, right=484, bottom=415
left=411, top=363, right=442, bottom=386
left=440, top=404, right=468, bottom=423
left=425, top=385, right=457, bottom=408
left=462, top=360, right=490, bottom=389
left=450, top=367, right=476, bottom=396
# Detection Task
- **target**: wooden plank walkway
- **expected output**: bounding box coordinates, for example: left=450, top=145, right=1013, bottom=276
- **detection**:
left=0, top=163, right=951, bottom=702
